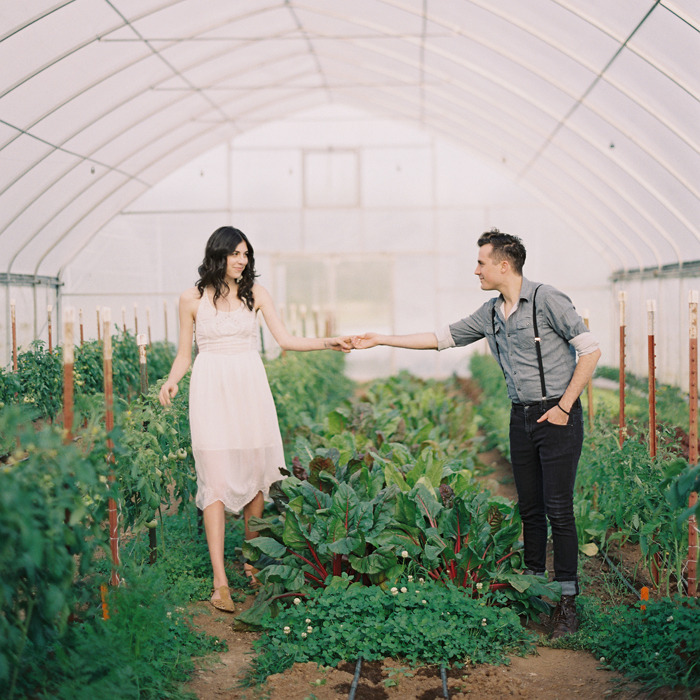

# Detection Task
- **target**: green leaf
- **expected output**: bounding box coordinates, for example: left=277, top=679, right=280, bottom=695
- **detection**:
left=327, top=409, right=347, bottom=435
left=348, top=547, right=396, bottom=575
left=384, top=462, right=410, bottom=492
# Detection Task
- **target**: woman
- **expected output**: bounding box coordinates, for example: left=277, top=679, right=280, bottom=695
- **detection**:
left=159, top=226, right=351, bottom=612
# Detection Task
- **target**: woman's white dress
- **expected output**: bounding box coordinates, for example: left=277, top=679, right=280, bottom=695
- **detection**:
left=189, top=289, right=286, bottom=513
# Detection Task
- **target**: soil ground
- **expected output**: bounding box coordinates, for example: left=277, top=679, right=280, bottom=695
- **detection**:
left=183, top=446, right=695, bottom=700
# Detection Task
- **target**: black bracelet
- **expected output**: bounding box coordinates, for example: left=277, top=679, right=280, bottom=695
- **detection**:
left=557, top=403, right=570, bottom=415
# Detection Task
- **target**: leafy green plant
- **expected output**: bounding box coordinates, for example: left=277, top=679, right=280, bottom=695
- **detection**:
left=241, top=443, right=556, bottom=626
left=2, top=340, right=63, bottom=419
left=265, top=351, right=355, bottom=447
left=116, top=376, right=197, bottom=533
left=7, top=562, right=224, bottom=700
left=571, top=595, right=700, bottom=691
left=245, top=576, right=535, bottom=685
left=577, top=419, right=690, bottom=593
left=0, top=407, right=112, bottom=695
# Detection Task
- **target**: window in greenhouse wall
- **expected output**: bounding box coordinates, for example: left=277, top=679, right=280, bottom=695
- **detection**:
left=268, top=255, right=391, bottom=340
left=303, top=150, right=359, bottom=208
left=335, top=259, right=391, bottom=336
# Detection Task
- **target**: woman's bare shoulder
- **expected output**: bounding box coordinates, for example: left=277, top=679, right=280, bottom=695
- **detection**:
left=252, top=283, right=270, bottom=307
left=179, top=286, right=202, bottom=309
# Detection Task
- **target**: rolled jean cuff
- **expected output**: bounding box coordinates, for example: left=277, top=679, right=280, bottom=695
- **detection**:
left=559, top=580, right=578, bottom=596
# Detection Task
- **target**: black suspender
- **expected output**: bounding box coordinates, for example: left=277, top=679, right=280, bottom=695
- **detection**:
left=491, top=284, right=547, bottom=403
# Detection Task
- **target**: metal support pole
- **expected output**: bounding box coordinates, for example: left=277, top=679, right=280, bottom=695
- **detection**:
left=11, top=298, right=17, bottom=371
left=63, top=308, right=75, bottom=441
left=688, top=290, right=698, bottom=597
left=47, top=304, right=53, bottom=353
left=103, top=308, right=121, bottom=586
left=647, top=300, right=657, bottom=459
left=619, top=291, right=627, bottom=447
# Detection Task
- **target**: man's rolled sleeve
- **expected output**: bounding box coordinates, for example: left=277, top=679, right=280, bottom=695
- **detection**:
left=570, top=331, right=600, bottom=356
left=435, top=324, right=456, bottom=351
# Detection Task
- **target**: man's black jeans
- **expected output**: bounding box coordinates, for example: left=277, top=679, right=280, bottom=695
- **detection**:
left=509, top=398, right=583, bottom=593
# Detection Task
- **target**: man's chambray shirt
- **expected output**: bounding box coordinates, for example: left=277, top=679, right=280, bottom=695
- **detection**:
left=435, top=277, right=594, bottom=405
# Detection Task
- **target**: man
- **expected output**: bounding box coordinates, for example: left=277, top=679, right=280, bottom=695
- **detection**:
left=352, top=228, right=601, bottom=638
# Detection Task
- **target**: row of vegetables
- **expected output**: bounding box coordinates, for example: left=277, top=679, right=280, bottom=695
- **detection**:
left=1, top=335, right=699, bottom=695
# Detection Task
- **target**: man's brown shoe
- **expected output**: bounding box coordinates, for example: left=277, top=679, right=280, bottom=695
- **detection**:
left=550, top=594, right=579, bottom=639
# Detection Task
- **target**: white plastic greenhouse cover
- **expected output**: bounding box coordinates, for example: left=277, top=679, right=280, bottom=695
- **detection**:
left=0, top=1, right=699, bottom=383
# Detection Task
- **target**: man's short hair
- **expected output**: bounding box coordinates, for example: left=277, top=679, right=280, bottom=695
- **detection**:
left=478, top=228, right=526, bottom=275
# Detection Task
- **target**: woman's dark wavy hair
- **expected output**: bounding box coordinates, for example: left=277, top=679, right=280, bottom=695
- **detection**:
left=196, top=226, right=257, bottom=310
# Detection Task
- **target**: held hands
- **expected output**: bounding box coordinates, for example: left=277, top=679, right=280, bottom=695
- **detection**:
left=324, top=334, right=379, bottom=352
left=159, top=380, right=179, bottom=407
left=326, top=336, right=354, bottom=353
left=351, top=333, right=379, bottom=350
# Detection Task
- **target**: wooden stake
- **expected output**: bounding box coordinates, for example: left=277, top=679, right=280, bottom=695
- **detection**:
left=103, top=308, right=120, bottom=586
left=134, top=302, right=139, bottom=336
left=163, top=300, right=169, bottom=344
left=688, top=290, right=698, bottom=597
left=47, top=304, right=53, bottom=353
left=647, top=299, right=657, bottom=459
left=121, top=306, right=127, bottom=334
left=312, top=305, right=321, bottom=338
left=300, top=304, right=308, bottom=338
left=619, top=291, right=627, bottom=447
left=11, top=298, right=17, bottom=372
left=137, top=334, right=148, bottom=397
left=146, top=307, right=152, bottom=347
left=96, top=307, right=101, bottom=342
left=79, top=308, right=84, bottom=346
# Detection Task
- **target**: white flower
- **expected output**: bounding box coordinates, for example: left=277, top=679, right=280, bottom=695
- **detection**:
left=390, top=587, right=398, bottom=595
left=166, top=611, right=172, bottom=618
left=666, top=615, right=674, bottom=622
left=307, top=626, right=313, bottom=633
left=293, top=597, right=301, bottom=605
left=305, top=618, right=311, bottom=624
left=301, top=632, right=307, bottom=638
left=481, top=618, right=487, bottom=626
left=419, top=577, right=425, bottom=584
left=476, top=582, right=483, bottom=590
left=401, top=587, right=407, bottom=593
left=446, top=612, right=450, bottom=615
left=599, top=657, right=605, bottom=663
left=283, top=626, right=291, bottom=634
left=421, top=599, right=427, bottom=605
left=654, top=652, right=659, bottom=657
left=408, top=575, right=414, bottom=582
left=401, top=550, right=409, bottom=558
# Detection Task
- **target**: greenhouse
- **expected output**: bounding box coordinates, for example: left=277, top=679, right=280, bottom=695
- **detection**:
left=1, top=1, right=699, bottom=698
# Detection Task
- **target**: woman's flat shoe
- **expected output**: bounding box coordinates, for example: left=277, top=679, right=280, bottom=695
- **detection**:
left=210, top=585, right=235, bottom=612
